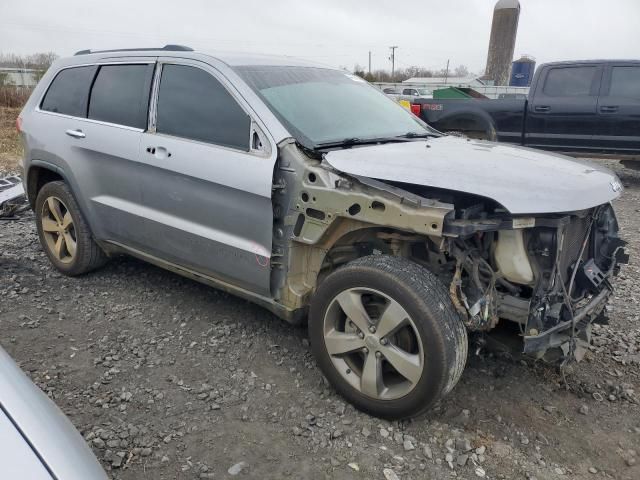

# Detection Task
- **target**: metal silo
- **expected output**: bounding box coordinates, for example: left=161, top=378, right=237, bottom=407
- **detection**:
left=510, top=56, right=536, bottom=86
left=484, top=0, right=521, bottom=86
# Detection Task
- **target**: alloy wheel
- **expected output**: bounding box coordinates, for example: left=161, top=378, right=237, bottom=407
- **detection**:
left=322, top=287, right=424, bottom=400
left=41, top=196, right=77, bottom=264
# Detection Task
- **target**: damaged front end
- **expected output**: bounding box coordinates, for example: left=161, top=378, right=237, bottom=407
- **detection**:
left=273, top=139, right=627, bottom=363
left=445, top=204, right=628, bottom=362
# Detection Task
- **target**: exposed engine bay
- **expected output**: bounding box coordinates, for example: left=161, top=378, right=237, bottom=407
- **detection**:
left=442, top=201, right=627, bottom=361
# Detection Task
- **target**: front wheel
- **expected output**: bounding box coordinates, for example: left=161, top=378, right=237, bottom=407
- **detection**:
left=309, top=255, right=467, bottom=419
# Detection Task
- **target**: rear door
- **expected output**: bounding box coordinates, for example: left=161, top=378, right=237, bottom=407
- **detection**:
left=34, top=59, right=155, bottom=244
left=525, top=64, right=603, bottom=151
left=135, top=59, right=276, bottom=296
left=595, top=63, right=640, bottom=153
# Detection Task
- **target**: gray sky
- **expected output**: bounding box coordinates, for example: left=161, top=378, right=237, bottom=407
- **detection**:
left=1, top=0, right=638, bottom=74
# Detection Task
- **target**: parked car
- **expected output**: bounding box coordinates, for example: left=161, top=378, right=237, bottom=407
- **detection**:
left=0, top=346, right=108, bottom=479
left=400, top=87, right=432, bottom=100
left=411, top=60, right=640, bottom=160
left=18, top=46, right=627, bottom=418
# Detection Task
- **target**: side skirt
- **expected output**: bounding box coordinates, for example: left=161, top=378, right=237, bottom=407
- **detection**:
left=100, top=240, right=305, bottom=325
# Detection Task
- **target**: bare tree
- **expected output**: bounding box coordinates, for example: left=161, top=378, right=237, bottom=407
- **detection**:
left=454, top=65, right=469, bottom=77
left=0, top=52, right=58, bottom=71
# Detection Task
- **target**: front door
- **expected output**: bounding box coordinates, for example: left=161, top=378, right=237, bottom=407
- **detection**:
left=526, top=64, right=603, bottom=152
left=135, top=60, right=276, bottom=297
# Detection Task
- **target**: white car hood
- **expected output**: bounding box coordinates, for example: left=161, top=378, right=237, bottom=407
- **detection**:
left=324, top=136, right=622, bottom=214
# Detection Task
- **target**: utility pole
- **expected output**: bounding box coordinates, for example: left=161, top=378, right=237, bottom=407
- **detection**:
left=368, top=51, right=371, bottom=75
left=444, top=59, right=450, bottom=84
left=389, top=46, right=398, bottom=79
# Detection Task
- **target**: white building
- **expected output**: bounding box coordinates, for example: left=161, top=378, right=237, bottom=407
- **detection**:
left=0, top=68, right=40, bottom=88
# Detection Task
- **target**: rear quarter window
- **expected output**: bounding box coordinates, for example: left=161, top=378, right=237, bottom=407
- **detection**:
left=88, top=64, right=154, bottom=128
left=40, top=65, right=97, bottom=117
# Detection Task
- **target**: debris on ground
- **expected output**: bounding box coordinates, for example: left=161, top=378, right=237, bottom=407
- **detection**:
left=0, top=175, right=28, bottom=218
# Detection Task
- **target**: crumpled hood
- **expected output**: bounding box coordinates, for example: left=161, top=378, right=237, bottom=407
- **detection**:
left=324, top=136, right=622, bottom=214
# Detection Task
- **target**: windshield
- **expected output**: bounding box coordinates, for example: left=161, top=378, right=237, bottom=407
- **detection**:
left=235, top=66, right=437, bottom=148
left=418, top=89, right=431, bottom=95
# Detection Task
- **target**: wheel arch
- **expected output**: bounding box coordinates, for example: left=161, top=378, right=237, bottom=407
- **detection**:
left=278, top=217, right=436, bottom=311
left=26, top=161, right=67, bottom=208
left=26, top=161, right=100, bottom=244
left=433, top=110, right=497, bottom=140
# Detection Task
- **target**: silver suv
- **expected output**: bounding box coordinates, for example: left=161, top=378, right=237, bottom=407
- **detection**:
left=18, top=45, right=627, bottom=418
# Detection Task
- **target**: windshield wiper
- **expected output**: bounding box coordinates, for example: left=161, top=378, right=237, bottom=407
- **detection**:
left=313, top=137, right=368, bottom=149
left=313, top=136, right=422, bottom=150
left=397, top=131, right=438, bottom=139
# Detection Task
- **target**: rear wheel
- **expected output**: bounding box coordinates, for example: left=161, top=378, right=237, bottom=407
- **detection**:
left=309, top=255, right=468, bottom=419
left=35, top=181, right=107, bottom=276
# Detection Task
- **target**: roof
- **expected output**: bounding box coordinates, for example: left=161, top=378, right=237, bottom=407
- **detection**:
left=72, top=45, right=333, bottom=69
left=403, top=76, right=482, bottom=85
left=540, top=59, right=640, bottom=67
left=495, top=0, right=520, bottom=10
left=205, top=51, right=331, bottom=68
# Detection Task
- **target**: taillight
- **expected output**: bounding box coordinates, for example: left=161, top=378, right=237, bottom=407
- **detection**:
left=16, top=116, right=22, bottom=132
left=410, top=104, right=421, bottom=116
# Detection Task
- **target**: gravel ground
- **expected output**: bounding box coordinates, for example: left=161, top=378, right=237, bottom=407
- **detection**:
left=0, top=160, right=639, bottom=480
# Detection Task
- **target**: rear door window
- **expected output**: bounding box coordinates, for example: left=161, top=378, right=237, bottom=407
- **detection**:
left=88, top=64, right=154, bottom=128
left=155, top=64, right=251, bottom=150
left=543, top=66, right=598, bottom=97
left=40, top=65, right=97, bottom=117
left=609, top=66, right=640, bottom=99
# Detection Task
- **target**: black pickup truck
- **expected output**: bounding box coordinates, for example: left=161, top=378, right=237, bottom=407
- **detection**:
left=412, top=60, right=640, bottom=159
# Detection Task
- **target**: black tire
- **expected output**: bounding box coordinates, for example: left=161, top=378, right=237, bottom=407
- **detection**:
left=309, top=255, right=467, bottom=419
left=35, top=181, right=107, bottom=276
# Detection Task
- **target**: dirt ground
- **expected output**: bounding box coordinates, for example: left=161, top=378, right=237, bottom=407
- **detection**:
left=0, top=120, right=638, bottom=479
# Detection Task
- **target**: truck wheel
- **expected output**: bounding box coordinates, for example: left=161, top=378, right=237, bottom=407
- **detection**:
left=465, top=127, right=497, bottom=141
left=309, top=255, right=467, bottom=419
left=35, top=181, right=107, bottom=276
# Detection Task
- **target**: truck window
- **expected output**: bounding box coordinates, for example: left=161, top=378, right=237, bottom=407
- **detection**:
left=40, top=66, right=97, bottom=117
left=156, top=64, right=251, bottom=151
left=88, top=64, right=154, bottom=129
left=543, top=66, right=598, bottom=97
left=609, top=66, right=640, bottom=99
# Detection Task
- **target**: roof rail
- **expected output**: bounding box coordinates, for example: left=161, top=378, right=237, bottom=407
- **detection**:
left=74, top=44, right=193, bottom=56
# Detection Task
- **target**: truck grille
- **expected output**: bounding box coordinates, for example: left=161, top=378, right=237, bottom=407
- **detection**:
left=559, top=215, right=590, bottom=282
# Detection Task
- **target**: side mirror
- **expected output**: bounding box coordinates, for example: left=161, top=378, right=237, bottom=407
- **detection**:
left=250, top=121, right=271, bottom=156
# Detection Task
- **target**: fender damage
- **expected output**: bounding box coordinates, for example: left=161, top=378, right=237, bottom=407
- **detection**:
left=272, top=138, right=628, bottom=361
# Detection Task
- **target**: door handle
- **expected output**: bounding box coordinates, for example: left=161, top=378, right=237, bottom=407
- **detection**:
left=65, top=129, right=85, bottom=139
left=146, top=146, right=172, bottom=158
left=534, top=105, right=551, bottom=113
left=600, top=105, right=619, bottom=113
